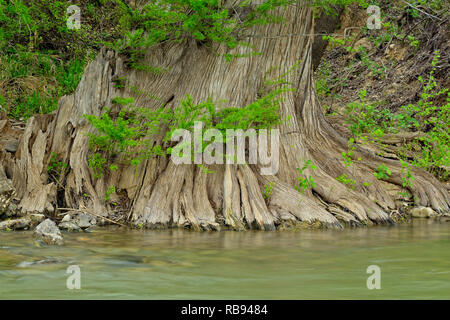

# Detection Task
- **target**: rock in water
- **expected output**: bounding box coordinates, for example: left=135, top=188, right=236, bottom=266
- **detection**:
left=0, top=218, right=31, bottom=230
left=76, top=213, right=93, bottom=229
left=34, top=219, right=64, bottom=245
left=0, top=214, right=46, bottom=231
left=410, top=207, right=438, bottom=218
left=59, top=221, right=80, bottom=231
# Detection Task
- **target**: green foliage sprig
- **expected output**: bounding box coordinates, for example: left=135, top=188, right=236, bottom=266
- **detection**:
left=295, top=160, right=317, bottom=194
left=85, top=87, right=286, bottom=177
left=337, top=173, right=356, bottom=189
left=111, top=0, right=296, bottom=66
left=374, top=163, right=391, bottom=180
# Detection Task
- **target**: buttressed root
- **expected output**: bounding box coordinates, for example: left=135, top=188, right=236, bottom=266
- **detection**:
left=0, top=4, right=448, bottom=230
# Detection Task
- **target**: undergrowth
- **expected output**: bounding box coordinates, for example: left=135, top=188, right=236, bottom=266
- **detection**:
left=315, top=0, right=449, bottom=182
left=0, top=0, right=370, bottom=120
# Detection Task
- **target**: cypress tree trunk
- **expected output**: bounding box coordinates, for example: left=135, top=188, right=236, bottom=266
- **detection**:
left=0, top=3, right=448, bottom=230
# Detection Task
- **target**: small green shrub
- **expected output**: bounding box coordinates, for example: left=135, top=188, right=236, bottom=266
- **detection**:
left=263, top=182, right=274, bottom=201
left=104, top=186, right=116, bottom=202
left=374, top=164, right=391, bottom=180
left=295, top=160, right=317, bottom=194
left=337, top=174, right=356, bottom=189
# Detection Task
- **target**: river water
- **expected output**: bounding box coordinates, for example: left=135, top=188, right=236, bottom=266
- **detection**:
left=0, top=219, right=449, bottom=299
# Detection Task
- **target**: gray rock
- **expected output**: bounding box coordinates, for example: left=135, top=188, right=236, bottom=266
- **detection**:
left=76, top=213, right=93, bottom=229
left=5, top=139, right=18, bottom=153
left=60, top=213, right=97, bottom=231
left=59, top=221, right=80, bottom=231
left=410, top=206, right=438, bottom=218
left=34, top=219, right=64, bottom=245
left=0, top=218, right=31, bottom=230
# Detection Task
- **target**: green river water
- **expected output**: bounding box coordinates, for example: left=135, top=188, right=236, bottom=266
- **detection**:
left=0, top=219, right=449, bottom=299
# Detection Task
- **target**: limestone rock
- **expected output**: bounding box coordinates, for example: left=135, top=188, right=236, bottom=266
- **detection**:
left=0, top=218, right=31, bottom=230
left=59, top=221, right=80, bottom=231
left=34, top=219, right=64, bottom=245
left=410, top=207, right=438, bottom=218
left=75, top=213, right=95, bottom=229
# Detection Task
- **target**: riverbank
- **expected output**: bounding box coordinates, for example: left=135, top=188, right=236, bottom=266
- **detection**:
left=1, top=204, right=448, bottom=246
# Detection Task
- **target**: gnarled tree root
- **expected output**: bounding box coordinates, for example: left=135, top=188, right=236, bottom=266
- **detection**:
left=0, top=4, right=448, bottom=230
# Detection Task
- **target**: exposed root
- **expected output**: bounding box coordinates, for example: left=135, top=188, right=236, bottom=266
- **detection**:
left=258, top=174, right=342, bottom=228
left=238, top=165, right=276, bottom=231
left=0, top=5, right=448, bottom=232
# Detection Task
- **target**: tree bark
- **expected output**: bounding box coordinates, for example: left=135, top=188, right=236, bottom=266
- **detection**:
left=0, top=3, right=448, bottom=229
